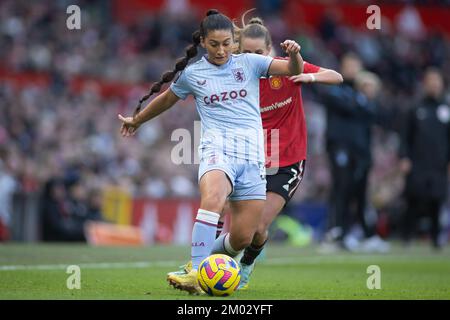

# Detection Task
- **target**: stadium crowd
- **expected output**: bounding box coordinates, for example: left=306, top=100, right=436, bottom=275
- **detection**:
left=1, top=0, right=449, bottom=242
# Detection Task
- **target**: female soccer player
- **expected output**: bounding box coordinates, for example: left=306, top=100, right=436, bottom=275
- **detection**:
left=215, top=17, right=343, bottom=289
left=118, top=9, right=304, bottom=294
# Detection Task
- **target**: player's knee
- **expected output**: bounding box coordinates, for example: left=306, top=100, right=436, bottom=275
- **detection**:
left=257, top=219, right=270, bottom=236
left=252, top=228, right=269, bottom=246
left=233, top=233, right=253, bottom=250
left=200, top=191, right=227, bottom=213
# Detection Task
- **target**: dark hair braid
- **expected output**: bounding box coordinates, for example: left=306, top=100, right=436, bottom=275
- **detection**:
left=133, top=30, right=201, bottom=118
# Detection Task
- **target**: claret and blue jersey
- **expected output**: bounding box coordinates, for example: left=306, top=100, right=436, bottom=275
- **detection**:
left=170, top=53, right=273, bottom=164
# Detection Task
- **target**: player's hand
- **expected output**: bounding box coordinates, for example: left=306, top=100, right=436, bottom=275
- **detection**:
left=280, top=40, right=301, bottom=56
left=289, top=74, right=315, bottom=83
left=118, top=114, right=140, bottom=137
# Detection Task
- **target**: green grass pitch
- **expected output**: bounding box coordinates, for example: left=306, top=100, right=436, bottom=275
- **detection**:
left=0, top=243, right=449, bottom=300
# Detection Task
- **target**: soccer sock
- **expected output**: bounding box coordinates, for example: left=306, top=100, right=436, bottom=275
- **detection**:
left=240, top=239, right=267, bottom=266
left=216, top=220, right=224, bottom=239
left=191, top=209, right=220, bottom=270
left=211, top=232, right=242, bottom=258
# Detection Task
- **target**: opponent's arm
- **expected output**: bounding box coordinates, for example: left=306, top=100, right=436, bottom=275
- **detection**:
left=289, top=67, right=343, bottom=85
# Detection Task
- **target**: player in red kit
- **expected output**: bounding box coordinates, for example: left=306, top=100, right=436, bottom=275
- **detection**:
left=232, top=16, right=343, bottom=289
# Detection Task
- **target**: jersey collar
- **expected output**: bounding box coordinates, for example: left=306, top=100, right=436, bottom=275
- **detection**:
left=202, top=54, right=233, bottom=69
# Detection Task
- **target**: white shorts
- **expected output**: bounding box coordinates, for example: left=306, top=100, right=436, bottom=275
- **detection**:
left=198, top=153, right=266, bottom=201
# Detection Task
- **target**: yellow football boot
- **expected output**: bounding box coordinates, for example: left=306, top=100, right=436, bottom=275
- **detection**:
left=167, top=269, right=204, bottom=295
left=166, top=260, right=192, bottom=277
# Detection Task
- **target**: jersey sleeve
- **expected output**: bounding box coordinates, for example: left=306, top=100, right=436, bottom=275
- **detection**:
left=246, top=53, right=273, bottom=78
left=303, top=61, right=321, bottom=74
left=169, top=70, right=192, bottom=100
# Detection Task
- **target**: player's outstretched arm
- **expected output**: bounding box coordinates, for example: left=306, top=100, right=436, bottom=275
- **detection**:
left=268, top=40, right=304, bottom=76
left=118, top=88, right=179, bottom=137
left=289, top=67, right=343, bottom=85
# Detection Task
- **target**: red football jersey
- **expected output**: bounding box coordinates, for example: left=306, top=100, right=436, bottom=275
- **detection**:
left=261, top=60, right=320, bottom=168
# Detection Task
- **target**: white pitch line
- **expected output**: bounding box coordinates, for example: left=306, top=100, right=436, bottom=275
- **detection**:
left=0, top=255, right=438, bottom=272
left=0, top=257, right=321, bottom=271
left=0, top=260, right=181, bottom=271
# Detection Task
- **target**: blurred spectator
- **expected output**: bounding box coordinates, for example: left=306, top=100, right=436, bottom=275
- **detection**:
left=399, top=68, right=450, bottom=249
left=87, top=189, right=105, bottom=221
left=321, top=53, right=388, bottom=252
left=396, top=5, right=426, bottom=41
left=256, top=0, right=284, bottom=16
left=40, top=178, right=77, bottom=241
left=0, top=153, right=17, bottom=241
left=40, top=176, right=101, bottom=242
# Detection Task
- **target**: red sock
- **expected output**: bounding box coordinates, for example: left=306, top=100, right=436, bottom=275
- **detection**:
left=216, top=220, right=224, bottom=239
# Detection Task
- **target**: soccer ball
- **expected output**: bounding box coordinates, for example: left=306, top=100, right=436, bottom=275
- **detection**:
left=197, top=254, right=241, bottom=296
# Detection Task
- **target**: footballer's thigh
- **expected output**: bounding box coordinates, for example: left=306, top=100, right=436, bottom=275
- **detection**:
left=228, top=199, right=265, bottom=251
left=199, top=170, right=233, bottom=213
left=252, top=161, right=306, bottom=245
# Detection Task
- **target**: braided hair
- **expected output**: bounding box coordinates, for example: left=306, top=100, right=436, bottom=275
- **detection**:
left=133, top=9, right=234, bottom=118
left=132, top=31, right=200, bottom=117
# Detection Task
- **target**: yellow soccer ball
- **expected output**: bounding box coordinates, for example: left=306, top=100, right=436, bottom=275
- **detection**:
left=197, top=254, right=241, bottom=296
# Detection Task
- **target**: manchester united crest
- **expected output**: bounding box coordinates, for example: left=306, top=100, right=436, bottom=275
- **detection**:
left=269, top=76, right=283, bottom=89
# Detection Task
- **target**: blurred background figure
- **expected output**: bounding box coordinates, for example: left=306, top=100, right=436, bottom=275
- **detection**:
left=399, top=68, right=450, bottom=250
left=0, top=149, right=17, bottom=241
left=320, top=54, right=389, bottom=252
left=40, top=176, right=102, bottom=242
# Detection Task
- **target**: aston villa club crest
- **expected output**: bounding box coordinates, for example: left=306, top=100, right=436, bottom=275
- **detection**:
left=269, top=76, right=283, bottom=89
left=232, top=68, right=246, bottom=82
